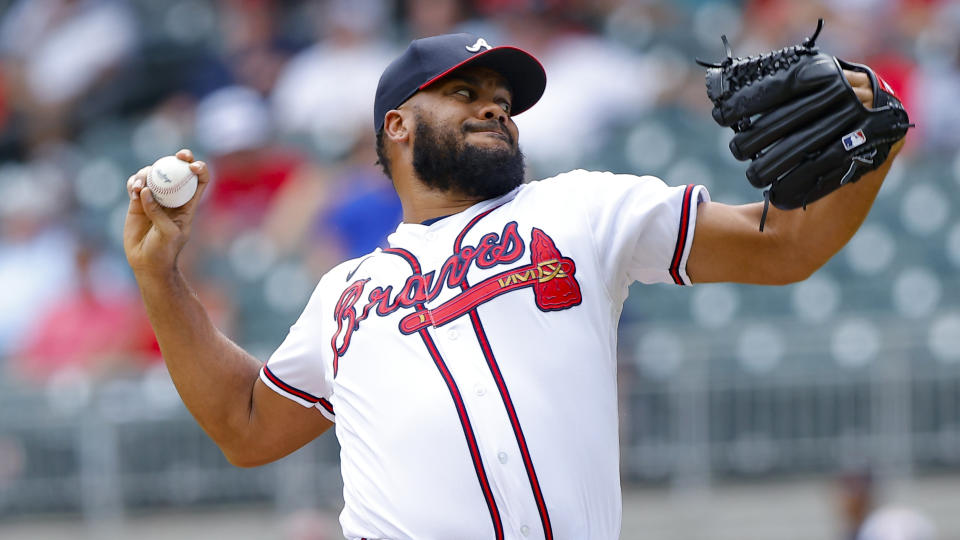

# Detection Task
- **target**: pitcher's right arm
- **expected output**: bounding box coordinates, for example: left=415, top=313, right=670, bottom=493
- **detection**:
left=124, top=149, right=332, bottom=467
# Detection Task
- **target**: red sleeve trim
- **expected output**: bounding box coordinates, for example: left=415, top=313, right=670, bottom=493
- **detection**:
left=669, top=184, right=696, bottom=285
left=263, top=365, right=334, bottom=415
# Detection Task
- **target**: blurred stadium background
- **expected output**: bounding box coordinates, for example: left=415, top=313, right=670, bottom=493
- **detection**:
left=0, top=0, right=958, bottom=538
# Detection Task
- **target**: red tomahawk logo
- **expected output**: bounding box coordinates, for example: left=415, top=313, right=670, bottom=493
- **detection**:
left=399, top=228, right=581, bottom=334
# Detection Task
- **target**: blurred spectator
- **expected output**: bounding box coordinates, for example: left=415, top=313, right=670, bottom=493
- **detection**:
left=193, top=85, right=342, bottom=270
left=858, top=507, right=938, bottom=540
left=909, top=2, right=960, bottom=150
left=11, top=236, right=159, bottom=384
left=404, top=0, right=483, bottom=38
left=472, top=0, right=567, bottom=16
left=499, top=13, right=665, bottom=175
left=839, top=470, right=875, bottom=540
left=0, top=0, right=137, bottom=148
left=835, top=471, right=938, bottom=540
left=282, top=508, right=336, bottom=540
left=740, top=0, right=825, bottom=52
left=0, top=68, right=9, bottom=136
left=312, top=131, right=403, bottom=262
left=270, top=0, right=396, bottom=156
left=189, top=0, right=301, bottom=98
left=0, top=161, right=75, bottom=358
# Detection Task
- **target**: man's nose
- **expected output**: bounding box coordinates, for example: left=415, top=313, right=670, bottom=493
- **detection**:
left=479, top=101, right=507, bottom=124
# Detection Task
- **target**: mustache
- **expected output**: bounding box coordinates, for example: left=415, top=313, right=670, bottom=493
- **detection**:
left=463, top=120, right=514, bottom=146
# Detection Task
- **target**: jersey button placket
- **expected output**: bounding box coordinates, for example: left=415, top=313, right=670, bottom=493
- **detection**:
left=427, top=318, right=534, bottom=532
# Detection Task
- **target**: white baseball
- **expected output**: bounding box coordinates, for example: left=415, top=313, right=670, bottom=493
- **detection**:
left=147, top=155, right=198, bottom=208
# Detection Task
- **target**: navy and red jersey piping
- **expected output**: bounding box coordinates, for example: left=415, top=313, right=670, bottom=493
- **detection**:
left=383, top=246, right=505, bottom=540
left=669, top=184, right=696, bottom=285
left=263, top=365, right=334, bottom=415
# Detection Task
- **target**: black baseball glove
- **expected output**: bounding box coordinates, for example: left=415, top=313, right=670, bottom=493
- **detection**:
left=698, top=20, right=913, bottom=229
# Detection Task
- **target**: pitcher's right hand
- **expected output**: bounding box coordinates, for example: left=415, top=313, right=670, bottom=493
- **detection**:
left=124, top=149, right=210, bottom=278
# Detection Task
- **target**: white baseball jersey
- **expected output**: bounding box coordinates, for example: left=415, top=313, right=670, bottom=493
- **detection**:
left=260, top=170, right=709, bottom=539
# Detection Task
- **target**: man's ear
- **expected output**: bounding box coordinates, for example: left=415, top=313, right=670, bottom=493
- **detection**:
left=383, top=109, right=411, bottom=143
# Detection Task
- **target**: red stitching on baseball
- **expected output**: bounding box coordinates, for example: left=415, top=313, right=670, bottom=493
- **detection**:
left=149, top=169, right=194, bottom=195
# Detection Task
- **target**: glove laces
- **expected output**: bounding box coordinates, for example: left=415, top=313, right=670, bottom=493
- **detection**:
left=696, top=19, right=825, bottom=101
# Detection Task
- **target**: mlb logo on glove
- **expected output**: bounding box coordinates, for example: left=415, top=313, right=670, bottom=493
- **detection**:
left=842, top=130, right=867, bottom=151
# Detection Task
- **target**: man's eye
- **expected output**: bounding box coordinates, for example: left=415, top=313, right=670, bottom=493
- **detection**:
left=499, top=102, right=511, bottom=113
left=455, top=89, right=472, bottom=98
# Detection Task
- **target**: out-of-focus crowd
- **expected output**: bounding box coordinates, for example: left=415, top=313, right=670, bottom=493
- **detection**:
left=0, top=0, right=956, bottom=388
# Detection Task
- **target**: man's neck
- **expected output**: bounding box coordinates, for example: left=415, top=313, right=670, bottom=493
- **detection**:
left=399, top=184, right=484, bottom=224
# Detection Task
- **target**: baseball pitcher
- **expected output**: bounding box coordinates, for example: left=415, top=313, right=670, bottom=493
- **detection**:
left=124, top=25, right=909, bottom=539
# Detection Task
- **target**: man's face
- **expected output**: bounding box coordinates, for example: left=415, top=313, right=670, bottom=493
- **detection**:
left=406, top=66, right=526, bottom=199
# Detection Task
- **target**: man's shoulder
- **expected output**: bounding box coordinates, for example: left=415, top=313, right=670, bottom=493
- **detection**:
left=323, top=251, right=384, bottom=284
left=290, top=250, right=385, bottom=317
left=302, top=251, right=384, bottom=304
left=532, top=169, right=664, bottom=186
left=522, top=170, right=668, bottom=198
left=535, top=169, right=609, bottom=184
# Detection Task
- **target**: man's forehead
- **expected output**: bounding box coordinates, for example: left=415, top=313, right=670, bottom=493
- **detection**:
left=437, top=66, right=512, bottom=93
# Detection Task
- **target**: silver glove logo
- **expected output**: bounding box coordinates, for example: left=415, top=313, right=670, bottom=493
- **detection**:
left=466, top=38, right=491, bottom=53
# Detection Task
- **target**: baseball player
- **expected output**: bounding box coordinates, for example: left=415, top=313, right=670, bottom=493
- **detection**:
left=124, top=32, right=906, bottom=539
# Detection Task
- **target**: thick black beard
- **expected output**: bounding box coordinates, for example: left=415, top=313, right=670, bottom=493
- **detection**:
left=411, top=115, right=525, bottom=200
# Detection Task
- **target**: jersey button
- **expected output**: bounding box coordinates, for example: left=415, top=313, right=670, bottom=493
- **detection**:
left=446, top=328, right=459, bottom=340
left=497, top=452, right=508, bottom=464
left=520, top=525, right=531, bottom=536
left=474, top=384, right=486, bottom=397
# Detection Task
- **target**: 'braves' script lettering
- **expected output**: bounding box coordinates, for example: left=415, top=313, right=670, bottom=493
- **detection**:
left=331, top=222, right=524, bottom=368
left=330, top=223, right=582, bottom=374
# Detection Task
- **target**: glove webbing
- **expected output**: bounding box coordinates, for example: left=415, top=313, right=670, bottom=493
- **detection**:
left=697, top=19, right=824, bottom=132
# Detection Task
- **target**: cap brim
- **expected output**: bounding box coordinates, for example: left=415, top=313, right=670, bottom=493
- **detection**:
left=418, top=46, right=546, bottom=117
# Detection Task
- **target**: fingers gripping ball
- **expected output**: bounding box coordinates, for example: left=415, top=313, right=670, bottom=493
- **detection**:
left=147, top=156, right=198, bottom=208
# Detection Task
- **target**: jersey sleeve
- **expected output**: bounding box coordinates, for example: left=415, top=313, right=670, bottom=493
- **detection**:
left=259, top=274, right=337, bottom=422
left=556, top=170, right=710, bottom=288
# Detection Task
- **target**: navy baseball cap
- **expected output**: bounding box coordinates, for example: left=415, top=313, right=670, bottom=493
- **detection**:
left=374, top=33, right=546, bottom=132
